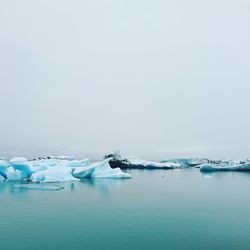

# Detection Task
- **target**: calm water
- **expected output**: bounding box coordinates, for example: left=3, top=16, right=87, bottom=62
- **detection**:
left=1, top=168, right=250, bottom=250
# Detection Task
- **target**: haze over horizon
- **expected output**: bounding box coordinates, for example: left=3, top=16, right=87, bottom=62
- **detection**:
left=0, top=0, right=250, bottom=160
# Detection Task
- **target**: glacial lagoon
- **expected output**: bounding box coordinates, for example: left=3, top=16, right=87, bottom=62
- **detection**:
left=1, top=168, right=250, bottom=250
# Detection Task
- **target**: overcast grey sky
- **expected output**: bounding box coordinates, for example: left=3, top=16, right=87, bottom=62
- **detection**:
left=0, top=0, right=250, bottom=159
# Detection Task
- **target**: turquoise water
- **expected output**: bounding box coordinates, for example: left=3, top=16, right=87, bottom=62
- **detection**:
left=1, top=168, right=250, bottom=249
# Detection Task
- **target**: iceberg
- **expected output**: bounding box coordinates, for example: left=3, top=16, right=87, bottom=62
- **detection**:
left=200, top=163, right=250, bottom=172
left=0, top=157, right=130, bottom=182
left=73, top=158, right=131, bottom=179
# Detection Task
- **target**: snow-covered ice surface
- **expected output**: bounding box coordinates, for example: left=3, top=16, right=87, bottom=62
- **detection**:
left=9, top=157, right=28, bottom=163
left=73, top=158, right=131, bottom=179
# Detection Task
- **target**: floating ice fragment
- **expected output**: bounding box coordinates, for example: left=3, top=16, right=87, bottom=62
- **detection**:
left=14, top=184, right=64, bottom=191
left=204, top=175, right=212, bottom=179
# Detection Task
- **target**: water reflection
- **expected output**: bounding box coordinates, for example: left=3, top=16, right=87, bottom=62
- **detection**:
left=80, top=178, right=129, bottom=195
left=0, top=178, right=130, bottom=197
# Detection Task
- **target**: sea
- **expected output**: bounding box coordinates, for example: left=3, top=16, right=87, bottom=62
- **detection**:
left=1, top=168, right=250, bottom=249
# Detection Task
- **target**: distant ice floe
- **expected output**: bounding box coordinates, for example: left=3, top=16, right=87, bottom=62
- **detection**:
left=200, top=163, right=250, bottom=172
left=126, top=156, right=180, bottom=169
left=105, top=153, right=180, bottom=169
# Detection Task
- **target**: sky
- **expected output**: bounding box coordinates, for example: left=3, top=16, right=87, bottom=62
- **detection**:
left=0, top=0, right=250, bottom=160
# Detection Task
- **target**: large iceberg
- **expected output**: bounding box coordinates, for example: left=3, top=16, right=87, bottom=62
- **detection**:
left=73, top=158, right=131, bottom=179
left=1, top=156, right=130, bottom=182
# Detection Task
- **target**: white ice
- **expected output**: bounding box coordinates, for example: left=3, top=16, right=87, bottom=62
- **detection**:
left=73, top=158, right=131, bottom=179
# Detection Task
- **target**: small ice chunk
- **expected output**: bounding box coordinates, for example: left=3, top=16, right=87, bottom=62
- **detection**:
left=204, top=175, right=212, bottom=179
